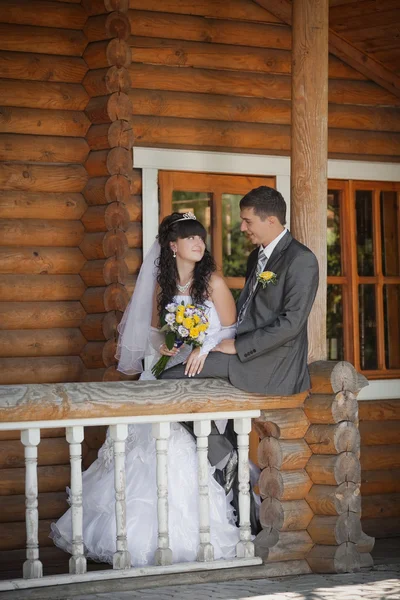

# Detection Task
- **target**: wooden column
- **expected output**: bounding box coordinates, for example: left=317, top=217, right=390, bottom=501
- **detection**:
left=290, top=0, right=329, bottom=362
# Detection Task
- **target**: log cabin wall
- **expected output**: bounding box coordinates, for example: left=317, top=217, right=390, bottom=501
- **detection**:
left=125, top=0, right=400, bottom=160
left=359, top=399, right=400, bottom=540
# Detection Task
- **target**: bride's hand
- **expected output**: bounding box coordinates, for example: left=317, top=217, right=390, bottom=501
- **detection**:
left=183, top=347, right=207, bottom=377
left=159, top=343, right=180, bottom=357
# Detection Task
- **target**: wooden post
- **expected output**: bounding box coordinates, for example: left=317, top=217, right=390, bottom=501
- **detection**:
left=109, top=423, right=131, bottom=569
left=66, top=425, right=87, bottom=575
left=290, top=0, right=329, bottom=362
left=194, top=420, right=214, bottom=562
left=152, top=422, right=173, bottom=566
left=234, top=417, right=255, bottom=558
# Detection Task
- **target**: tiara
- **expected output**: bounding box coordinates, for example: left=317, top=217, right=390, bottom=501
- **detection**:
left=176, top=212, right=197, bottom=222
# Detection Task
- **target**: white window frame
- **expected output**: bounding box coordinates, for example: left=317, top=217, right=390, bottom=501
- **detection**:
left=134, top=147, right=400, bottom=400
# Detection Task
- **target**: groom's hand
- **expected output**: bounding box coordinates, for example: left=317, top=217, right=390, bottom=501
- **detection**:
left=212, top=339, right=237, bottom=354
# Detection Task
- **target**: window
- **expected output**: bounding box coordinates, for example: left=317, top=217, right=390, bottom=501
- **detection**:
left=328, top=180, right=400, bottom=378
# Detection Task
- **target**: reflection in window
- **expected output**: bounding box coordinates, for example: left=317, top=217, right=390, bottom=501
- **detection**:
left=359, top=284, right=377, bottom=370
left=172, top=191, right=212, bottom=250
left=222, top=193, right=253, bottom=277
left=356, top=190, right=374, bottom=276
left=327, top=284, right=344, bottom=361
left=381, top=191, right=399, bottom=276
left=384, top=284, right=400, bottom=369
left=327, top=191, right=342, bottom=276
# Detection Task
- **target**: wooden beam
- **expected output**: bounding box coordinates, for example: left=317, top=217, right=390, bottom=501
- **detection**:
left=253, top=0, right=400, bottom=99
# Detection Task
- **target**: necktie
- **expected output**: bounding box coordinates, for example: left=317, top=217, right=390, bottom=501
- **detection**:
left=237, top=247, right=267, bottom=324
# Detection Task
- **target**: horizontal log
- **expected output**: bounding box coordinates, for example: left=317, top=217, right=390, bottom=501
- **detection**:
left=81, top=203, right=130, bottom=232
left=361, top=469, right=400, bottom=496
left=306, top=453, right=361, bottom=486
left=0, top=491, right=68, bottom=523
left=107, top=147, right=133, bottom=175
left=0, top=107, right=90, bottom=138
left=84, top=39, right=132, bottom=69
left=359, top=552, right=373, bottom=568
left=0, top=219, right=84, bottom=247
left=83, top=176, right=108, bottom=206
left=307, top=542, right=360, bottom=573
left=304, top=392, right=358, bottom=424
left=307, top=513, right=362, bottom=545
left=80, top=257, right=129, bottom=286
left=87, top=120, right=135, bottom=151
left=259, top=467, right=312, bottom=500
left=306, top=482, right=361, bottom=516
left=105, top=173, right=136, bottom=203
left=81, top=368, right=106, bottom=382
left=359, top=400, right=400, bottom=421
left=0, top=328, right=86, bottom=358
left=0, top=50, right=87, bottom=84
left=79, top=231, right=128, bottom=260
left=85, top=92, right=133, bottom=125
left=84, top=12, right=131, bottom=42
left=360, top=445, right=400, bottom=471
left=129, top=36, right=364, bottom=80
left=103, top=365, right=137, bottom=381
left=103, top=338, right=118, bottom=367
left=129, top=10, right=291, bottom=50
left=0, top=519, right=54, bottom=550
left=0, top=437, right=70, bottom=470
left=359, top=420, right=400, bottom=446
left=259, top=497, right=313, bottom=532
left=253, top=526, right=279, bottom=559
left=80, top=311, right=121, bottom=341
left=125, top=222, right=142, bottom=248
left=0, top=191, right=87, bottom=220
left=362, top=493, right=400, bottom=520
left=0, top=301, right=85, bottom=330
left=128, top=63, right=400, bottom=107
left=83, top=66, right=131, bottom=97
left=0, top=134, right=89, bottom=165
left=362, top=518, right=400, bottom=539
left=0, top=0, right=87, bottom=29
left=0, top=23, right=87, bottom=56
left=125, top=195, right=142, bottom=222
left=80, top=341, right=106, bottom=369
left=80, top=283, right=129, bottom=313
left=85, top=150, right=108, bottom=177
left=0, top=356, right=84, bottom=384
left=256, top=408, right=310, bottom=439
left=266, top=531, right=313, bottom=563
left=0, top=163, right=88, bottom=192
left=0, top=80, right=88, bottom=111
left=0, top=247, right=86, bottom=275
left=258, top=438, right=311, bottom=470
left=0, top=274, right=85, bottom=302
left=305, top=422, right=360, bottom=455
left=129, top=0, right=281, bottom=23
left=0, top=378, right=314, bottom=424
left=356, top=531, right=375, bottom=554
left=0, top=465, right=70, bottom=496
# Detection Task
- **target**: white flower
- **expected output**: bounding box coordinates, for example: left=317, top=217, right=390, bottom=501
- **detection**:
left=166, top=303, right=178, bottom=312
left=165, top=313, right=175, bottom=324
left=178, top=326, right=189, bottom=338
left=197, top=331, right=206, bottom=343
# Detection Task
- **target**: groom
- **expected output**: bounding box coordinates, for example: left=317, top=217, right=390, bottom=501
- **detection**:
left=162, top=185, right=319, bottom=396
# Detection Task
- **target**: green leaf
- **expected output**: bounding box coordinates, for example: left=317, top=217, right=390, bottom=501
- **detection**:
left=165, top=331, right=176, bottom=350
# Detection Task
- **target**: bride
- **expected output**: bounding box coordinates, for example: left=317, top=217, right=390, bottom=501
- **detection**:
left=51, top=212, right=242, bottom=566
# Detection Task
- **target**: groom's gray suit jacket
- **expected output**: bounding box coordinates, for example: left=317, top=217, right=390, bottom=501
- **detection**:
left=230, top=231, right=319, bottom=396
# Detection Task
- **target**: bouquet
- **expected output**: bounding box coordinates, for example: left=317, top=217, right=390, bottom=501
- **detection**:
left=151, top=301, right=210, bottom=379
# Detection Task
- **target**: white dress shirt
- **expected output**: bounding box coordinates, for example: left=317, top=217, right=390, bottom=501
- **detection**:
left=260, top=227, right=288, bottom=263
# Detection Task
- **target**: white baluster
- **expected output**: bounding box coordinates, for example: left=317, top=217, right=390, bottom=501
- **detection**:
left=194, top=420, right=214, bottom=562
left=110, top=423, right=131, bottom=569
left=234, top=417, right=254, bottom=558
left=66, top=425, right=86, bottom=575
left=152, top=422, right=173, bottom=566
left=21, top=428, right=43, bottom=579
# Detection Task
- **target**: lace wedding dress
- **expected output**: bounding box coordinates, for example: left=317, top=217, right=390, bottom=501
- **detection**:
left=51, top=296, right=240, bottom=567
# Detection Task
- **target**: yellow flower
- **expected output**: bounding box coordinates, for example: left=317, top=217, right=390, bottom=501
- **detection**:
left=198, top=323, right=208, bottom=332
left=187, top=304, right=195, bottom=309
left=183, top=317, right=194, bottom=329
left=257, top=270, right=278, bottom=288
left=259, top=271, right=274, bottom=281
left=193, top=314, right=200, bottom=324
left=175, top=314, right=184, bottom=324
left=190, top=326, right=200, bottom=338
left=176, top=305, right=185, bottom=313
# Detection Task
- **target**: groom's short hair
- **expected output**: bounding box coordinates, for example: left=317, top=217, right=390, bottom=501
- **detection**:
left=240, top=186, right=286, bottom=225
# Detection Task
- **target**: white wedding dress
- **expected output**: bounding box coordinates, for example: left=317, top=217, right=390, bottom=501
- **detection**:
left=51, top=296, right=240, bottom=567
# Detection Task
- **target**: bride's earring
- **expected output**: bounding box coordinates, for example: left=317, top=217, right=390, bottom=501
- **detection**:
left=172, top=248, right=176, bottom=258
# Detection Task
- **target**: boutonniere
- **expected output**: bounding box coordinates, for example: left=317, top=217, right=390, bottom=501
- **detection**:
left=257, top=271, right=278, bottom=288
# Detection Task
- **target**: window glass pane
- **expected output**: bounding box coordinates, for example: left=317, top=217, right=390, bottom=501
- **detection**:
left=327, top=284, right=344, bottom=361
left=381, top=191, right=399, bottom=276
left=384, top=284, right=400, bottom=369
left=327, top=190, right=342, bottom=276
left=222, top=193, right=253, bottom=277
left=359, top=284, right=378, bottom=370
left=172, top=192, right=212, bottom=250
left=356, top=190, right=374, bottom=276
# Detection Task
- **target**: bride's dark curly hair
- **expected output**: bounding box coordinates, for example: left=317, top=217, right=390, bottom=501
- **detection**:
left=156, top=213, right=216, bottom=316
